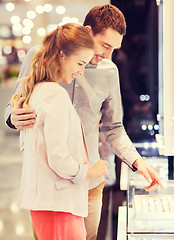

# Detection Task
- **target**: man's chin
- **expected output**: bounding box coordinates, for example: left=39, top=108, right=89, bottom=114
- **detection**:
left=90, top=58, right=100, bottom=65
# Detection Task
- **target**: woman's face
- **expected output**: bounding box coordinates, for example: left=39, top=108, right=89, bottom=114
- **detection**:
left=60, top=48, right=94, bottom=84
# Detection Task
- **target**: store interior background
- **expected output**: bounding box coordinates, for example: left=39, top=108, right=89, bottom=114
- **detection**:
left=0, top=0, right=171, bottom=240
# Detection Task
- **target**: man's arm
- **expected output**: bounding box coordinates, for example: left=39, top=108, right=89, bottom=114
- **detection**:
left=100, top=65, right=141, bottom=169
left=4, top=46, right=40, bottom=130
left=100, top=64, right=164, bottom=191
left=4, top=103, right=15, bottom=129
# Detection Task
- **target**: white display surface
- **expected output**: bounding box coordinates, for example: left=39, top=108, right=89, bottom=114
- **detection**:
left=117, top=206, right=126, bottom=240
left=133, top=195, right=174, bottom=220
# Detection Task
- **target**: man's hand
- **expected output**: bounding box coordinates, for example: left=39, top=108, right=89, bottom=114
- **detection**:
left=133, top=158, right=164, bottom=191
left=11, top=97, right=36, bottom=130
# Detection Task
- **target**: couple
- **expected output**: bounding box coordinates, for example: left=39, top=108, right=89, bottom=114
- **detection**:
left=6, top=4, right=163, bottom=240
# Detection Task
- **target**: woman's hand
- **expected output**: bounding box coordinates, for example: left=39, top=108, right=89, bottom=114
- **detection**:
left=86, top=159, right=108, bottom=179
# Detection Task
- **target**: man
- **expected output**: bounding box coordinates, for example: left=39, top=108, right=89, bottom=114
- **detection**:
left=5, top=4, right=163, bottom=240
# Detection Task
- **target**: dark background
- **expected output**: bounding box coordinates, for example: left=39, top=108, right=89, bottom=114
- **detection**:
left=111, top=0, right=159, bottom=143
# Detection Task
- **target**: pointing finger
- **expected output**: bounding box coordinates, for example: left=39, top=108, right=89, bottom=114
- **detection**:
left=139, top=168, right=152, bottom=184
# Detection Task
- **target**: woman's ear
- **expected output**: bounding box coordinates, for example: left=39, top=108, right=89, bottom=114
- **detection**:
left=60, top=50, right=64, bottom=59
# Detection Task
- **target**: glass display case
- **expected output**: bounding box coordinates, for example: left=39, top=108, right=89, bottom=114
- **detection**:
left=126, top=157, right=174, bottom=240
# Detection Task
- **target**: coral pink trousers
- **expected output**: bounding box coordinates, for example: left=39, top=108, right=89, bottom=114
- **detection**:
left=30, top=210, right=86, bottom=240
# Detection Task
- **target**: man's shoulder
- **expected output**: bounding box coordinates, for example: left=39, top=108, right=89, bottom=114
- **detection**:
left=84, top=59, right=119, bottom=82
left=97, top=59, right=118, bottom=71
left=95, top=59, right=119, bottom=80
left=26, top=45, right=41, bottom=58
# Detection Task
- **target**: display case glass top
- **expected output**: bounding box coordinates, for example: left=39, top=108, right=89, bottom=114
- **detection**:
left=127, top=157, right=174, bottom=238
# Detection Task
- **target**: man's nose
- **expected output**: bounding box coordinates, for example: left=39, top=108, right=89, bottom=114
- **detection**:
left=103, top=50, right=113, bottom=60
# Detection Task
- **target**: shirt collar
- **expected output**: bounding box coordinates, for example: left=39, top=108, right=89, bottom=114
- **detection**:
left=85, top=63, right=97, bottom=69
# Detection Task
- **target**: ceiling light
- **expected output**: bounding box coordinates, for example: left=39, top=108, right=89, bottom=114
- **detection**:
left=12, top=24, right=23, bottom=36
left=5, top=3, right=15, bottom=12
left=37, top=28, right=46, bottom=36
left=56, top=6, right=66, bottom=15
left=35, top=5, right=44, bottom=14
left=22, top=27, right=31, bottom=35
left=23, top=19, right=34, bottom=29
left=44, top=4, right=53, bottom=13
left=22, top=35, right=32, bottom=44
left=26, top=10, right=36, bottom=19
left=10, top=16, right=21, bottom=24
left=3, top=46, right=12, bottom=55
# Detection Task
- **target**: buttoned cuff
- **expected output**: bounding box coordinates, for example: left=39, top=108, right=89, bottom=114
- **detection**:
left=132, top=163, right=137, bottom=171
left=121, top=149, right=141, bottom=172
left=6, top=115, right=17, bottom=129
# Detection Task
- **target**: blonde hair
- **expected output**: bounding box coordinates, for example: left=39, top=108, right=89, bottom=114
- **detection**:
left=11, top=23, right=94, bottom=107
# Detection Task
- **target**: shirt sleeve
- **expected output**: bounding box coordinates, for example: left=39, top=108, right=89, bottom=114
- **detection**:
left=41, top=87, right=88, bottom=184
left=100, top=66, right=141, bottom=170
left=4, top=46, right=41, bottom=129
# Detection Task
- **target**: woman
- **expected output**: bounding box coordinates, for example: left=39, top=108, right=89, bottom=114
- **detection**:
left=11, top=23, right=108, bottom=240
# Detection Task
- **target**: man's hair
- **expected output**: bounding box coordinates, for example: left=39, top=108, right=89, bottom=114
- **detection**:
left=83, top=4, right=126, bottom=36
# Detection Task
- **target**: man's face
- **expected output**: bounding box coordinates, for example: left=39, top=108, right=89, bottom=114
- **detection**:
left=89, top=28, right=123, bottom=65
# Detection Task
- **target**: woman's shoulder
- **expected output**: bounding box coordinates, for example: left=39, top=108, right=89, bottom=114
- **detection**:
left=31, top=82, right=70, bottom=108
left=35, top=82, right=68, bottom=97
